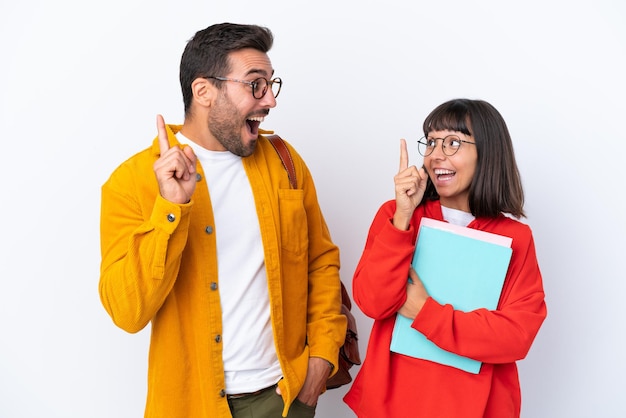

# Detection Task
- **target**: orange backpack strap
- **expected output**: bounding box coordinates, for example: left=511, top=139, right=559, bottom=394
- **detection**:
left=266, top=134, right=297, bottom=189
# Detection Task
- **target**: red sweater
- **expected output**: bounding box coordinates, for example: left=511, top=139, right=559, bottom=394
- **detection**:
left=344, top=200, right=547, bottom=418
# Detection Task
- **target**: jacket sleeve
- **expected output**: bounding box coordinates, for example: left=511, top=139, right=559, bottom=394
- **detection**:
left=295, top=148, right=347, bottom=367
left=413, top=222, right=547, bottom=363
left=99, top=158, right=192, bottom=333
left=352, top=200, right=419, bottom=320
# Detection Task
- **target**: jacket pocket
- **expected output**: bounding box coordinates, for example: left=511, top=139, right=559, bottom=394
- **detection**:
left=278, top=189, right=308, bottom=256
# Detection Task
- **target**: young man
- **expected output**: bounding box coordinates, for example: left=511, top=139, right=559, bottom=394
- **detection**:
left=99, top=23, right=347, bottom=418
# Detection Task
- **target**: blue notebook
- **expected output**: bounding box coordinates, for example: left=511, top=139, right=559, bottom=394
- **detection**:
left=390, top=218, right=513, bottom=374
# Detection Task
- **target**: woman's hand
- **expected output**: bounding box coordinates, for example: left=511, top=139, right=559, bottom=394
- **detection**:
left=393, top=139, right=427, bottom=230
left=398, top=267, right=429, bottom=319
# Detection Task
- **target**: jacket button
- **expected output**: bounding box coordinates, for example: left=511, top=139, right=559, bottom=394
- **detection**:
left=210, top=282, right=218, bottom=291
left=196, top=173, right=202, bottom=182
left=219, top=389, right=226, bottom=398
left=215, top=334, right=221, bottom=343
left=167, top=213, right=176, bottom=222
left=205, top=226, right=213, bottom=234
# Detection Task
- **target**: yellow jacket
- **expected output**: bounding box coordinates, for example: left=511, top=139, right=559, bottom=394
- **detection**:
left=99, top=125, right=347, bottom=417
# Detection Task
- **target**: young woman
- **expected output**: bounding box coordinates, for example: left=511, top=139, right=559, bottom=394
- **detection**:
left=343, top=99, right=547, bottom=418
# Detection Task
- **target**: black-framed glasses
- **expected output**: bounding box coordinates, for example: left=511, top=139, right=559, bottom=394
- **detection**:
left=417, top=135, right=476, bottom=157
left=206, top=76, right=282, bottom=99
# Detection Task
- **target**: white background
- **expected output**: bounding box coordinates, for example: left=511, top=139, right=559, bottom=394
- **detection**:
left=1, top=1, right=624, bottom=417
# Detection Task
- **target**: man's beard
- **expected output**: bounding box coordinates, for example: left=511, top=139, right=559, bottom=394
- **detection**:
left=208, top=93, right=257, bottom=157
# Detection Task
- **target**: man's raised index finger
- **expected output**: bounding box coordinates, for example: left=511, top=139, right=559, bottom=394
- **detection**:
left=399, top=138, right=409, bottom=172
left=156, top=114, right=170, bottom=155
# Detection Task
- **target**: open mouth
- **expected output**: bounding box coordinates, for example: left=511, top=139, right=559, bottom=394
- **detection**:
left=246, top=116, right=264, bottom=137
left=433, top=168, right=455, bottom=181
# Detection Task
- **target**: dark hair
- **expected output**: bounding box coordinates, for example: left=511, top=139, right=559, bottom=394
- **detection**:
left=420, top=98, right=525, bottom=218
left=179, top=23, right=274, bottom=115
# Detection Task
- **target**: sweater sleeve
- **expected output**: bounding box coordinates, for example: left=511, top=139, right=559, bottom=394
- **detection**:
left=413, top=221, right=547, bottom=363
left=352, top=200, right=419, bottom=320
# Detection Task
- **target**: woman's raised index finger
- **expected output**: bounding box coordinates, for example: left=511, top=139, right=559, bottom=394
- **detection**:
left=399, top=138, right=409, bottom=172
left=156, top=114, right=169, bottom=155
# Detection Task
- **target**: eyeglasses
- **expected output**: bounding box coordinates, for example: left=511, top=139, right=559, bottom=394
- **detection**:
left=206, top=76, right=282, bottom=99
left=417, top=135, right=476, bottom=157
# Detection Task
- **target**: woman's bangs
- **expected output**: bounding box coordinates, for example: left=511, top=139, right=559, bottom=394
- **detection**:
left=423, top=105, right=472, bottom=136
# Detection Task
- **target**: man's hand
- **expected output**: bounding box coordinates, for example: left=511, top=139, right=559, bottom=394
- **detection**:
left=276, top=357, right=331, bottom=406
left=152, top=114, right=197, bottom=204
left=393, top=138, right=427, bottom=230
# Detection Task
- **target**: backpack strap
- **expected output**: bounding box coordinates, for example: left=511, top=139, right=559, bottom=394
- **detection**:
left=266, top=134, right=297, bottom=189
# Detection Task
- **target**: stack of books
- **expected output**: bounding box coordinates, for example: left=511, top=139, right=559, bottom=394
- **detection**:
left=390, top=217, right=513, bottom=374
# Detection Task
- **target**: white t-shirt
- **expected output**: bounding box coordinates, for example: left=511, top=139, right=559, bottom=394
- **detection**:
left=177, top=133, right=282, bottom=393
left=441, top=205, right=475, bottom=227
